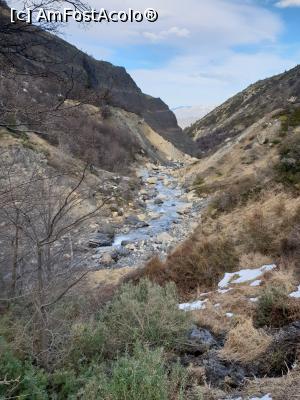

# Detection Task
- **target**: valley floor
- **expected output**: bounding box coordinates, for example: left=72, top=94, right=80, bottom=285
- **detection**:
left=1, top=125, right=300, bottom=400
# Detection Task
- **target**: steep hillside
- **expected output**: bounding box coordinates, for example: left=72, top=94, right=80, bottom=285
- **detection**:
left=128, top=73, right=300, bottom=399
left=186, top=65, right=300, bottom=155
left=0, top=1, right=194, bottom=169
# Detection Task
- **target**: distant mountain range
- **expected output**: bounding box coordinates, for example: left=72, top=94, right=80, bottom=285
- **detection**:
left=172, top=105, right=214, bottom=129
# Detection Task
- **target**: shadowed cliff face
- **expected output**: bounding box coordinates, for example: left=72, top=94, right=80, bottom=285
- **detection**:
left=185, top=65, right=300, bottom=156
left=0, top=2, right=195, bottom=156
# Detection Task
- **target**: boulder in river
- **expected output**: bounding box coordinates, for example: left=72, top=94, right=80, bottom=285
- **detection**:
left=154, top=198, right=164, bottom=205
left=147, top=177, right=157, bottom=184
left=125, top=215, right=147, bottom=226
left=177, top=204, right=192, bottom=215
left=101, top=253, right=114, bottom=265
left=97, top=223, right=115, bottom=238
left=89, top=233, right=114, bottom=248
left=156, top=232, right=173, bottom=243
left=124, top=215, right=147, bottom=227
left=149, top=212, right=160, bottom=220
left=137, top=213, right=148, bottom=221
left=115, top=247, right=131, bottom=258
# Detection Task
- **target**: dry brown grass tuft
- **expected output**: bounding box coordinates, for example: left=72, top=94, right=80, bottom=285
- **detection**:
left=87, top=267, right=133, bottom=289
left=239, top=252, right=273, bottom=269
left=240, top=196, right=300, bottom=257
left=192, top=301, right=233, bottom=335
left=265, top=265, right=298, bottom=293
left=241, top=367, right=300, bottom=400
left=219, top=318, right=272, bottom=363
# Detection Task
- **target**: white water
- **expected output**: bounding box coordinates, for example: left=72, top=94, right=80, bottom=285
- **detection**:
left=113, top=168, right=189, bottom=247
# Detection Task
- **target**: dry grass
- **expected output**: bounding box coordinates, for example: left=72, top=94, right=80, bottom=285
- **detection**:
left=239, top=252, right=273, bottom=269
left=192, top=301, right=233, bottom=335
left=87, top=267, right=133, bottom=289
left=240, top=195, right=300, bottom=256
left=264, top=265, right=298, bottom=293
left=241, top=367, right=300, bottom=400
left=219, top=318, right=272, bottom=363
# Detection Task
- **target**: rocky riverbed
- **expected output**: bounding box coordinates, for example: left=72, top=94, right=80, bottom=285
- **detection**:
left=88, top=163, right=207, bottom=269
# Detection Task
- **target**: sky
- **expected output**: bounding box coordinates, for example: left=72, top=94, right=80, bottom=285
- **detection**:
left=9, top=0, right=300, bottom=108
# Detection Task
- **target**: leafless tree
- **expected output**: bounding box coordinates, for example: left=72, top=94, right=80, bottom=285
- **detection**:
left=0, top=148, right=110, bottom=365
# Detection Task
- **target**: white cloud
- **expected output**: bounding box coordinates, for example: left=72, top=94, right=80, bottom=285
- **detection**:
left=276, top=0, right=300, bottom=7
left=130, top=51, right=297, bottom=107
left=59, top=0, right=283, bottom=47
left=142, top=27, right=190, bottom=42
left=8, top=0, right=293, bottom=108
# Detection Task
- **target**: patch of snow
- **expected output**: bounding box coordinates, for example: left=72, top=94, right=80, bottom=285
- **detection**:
left=218, top=265, right=276, bottom=288
left=218, top=288, right=232, bottom=294
left=214, top=303, right=220, bottom=308
left=289, top=284, right=300, bottom=298
left=226, top=312, right=234, bottom=318
left=230, top=394, right=272, bottom=400
left=250, top=395, right=272, bottom=400
left=199, top=291, right=213, bottom=297
left=249, top=297, right=258, bottom=303
left=178, top=299, right=207, bottom=312
left=250, top=280, right=262, bottom=287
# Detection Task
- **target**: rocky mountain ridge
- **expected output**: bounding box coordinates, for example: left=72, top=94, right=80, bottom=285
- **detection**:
left=186, top=65, right=300, bottom=155
left=0, top=1, right=195, bottom=170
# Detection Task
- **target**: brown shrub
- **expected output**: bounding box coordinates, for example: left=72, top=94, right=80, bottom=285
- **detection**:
left=241, top=209, right=279, bottom=254
left=166, top=236, right=238, bottom=295
left=281, top=223, right=300, bottom=276
left=128, top=235, right=238, bottom=297
left=54, top=106, right=139, bottom=172
left=241, top=202, right=300, bottom=257
left=210, top=175, right=263, bottom=214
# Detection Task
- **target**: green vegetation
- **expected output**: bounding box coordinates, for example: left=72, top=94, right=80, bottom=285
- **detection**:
left=254, top=286, right=300, bottom=328
left=79, top=345, right=190, bottom=400
left=276, top=107, right=300, bottom=135
left=275, top=132, right=300, bottom=188
left=0, top=338, right=48, bottom=399
left=0, top=280, right=192, bottom=399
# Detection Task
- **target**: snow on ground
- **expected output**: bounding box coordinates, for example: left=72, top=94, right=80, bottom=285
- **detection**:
left=249, top=297, right=258, bottom=303
left=250, top=395, right=272, bottom=400
left=218, top=288, right=232, bottom=294
left=178, top=299, right=207, bottom=311
left=218, top=265, right=276, bottom=288
left=232, top=394, right=272, bottom=400
left=250, top=280, right=261, bottom=287
left=289, top=284, right=300, bottom=298
left=226, top=312, right=234, bottom=318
